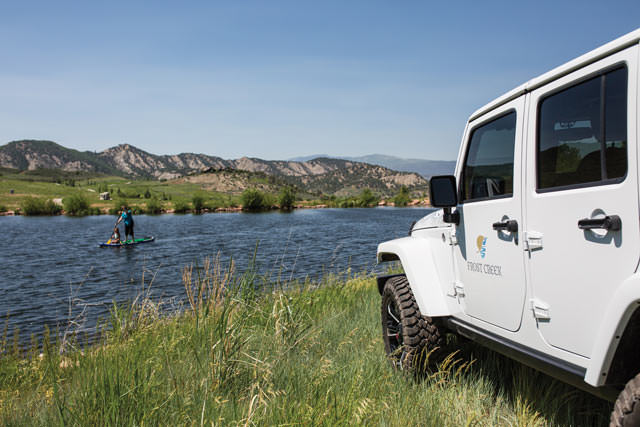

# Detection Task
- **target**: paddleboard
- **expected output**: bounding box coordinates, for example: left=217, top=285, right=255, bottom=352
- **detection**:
left=99, top=236, right=155, bottom=247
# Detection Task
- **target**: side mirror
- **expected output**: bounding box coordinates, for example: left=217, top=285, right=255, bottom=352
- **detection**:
left=429, top=175, right=459, bottom=224
left=430, top=175, right=458, bottom=207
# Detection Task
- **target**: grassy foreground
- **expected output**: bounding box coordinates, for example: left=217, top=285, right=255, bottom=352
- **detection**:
left=0, top=264, right=611, bottom=425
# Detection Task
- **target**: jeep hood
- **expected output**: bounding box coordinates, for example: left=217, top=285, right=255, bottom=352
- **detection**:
left=413, top=209, right=449, bottom=230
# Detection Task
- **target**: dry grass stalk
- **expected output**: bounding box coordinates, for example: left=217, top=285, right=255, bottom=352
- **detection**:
left=183, top=254, right=235, bottom=315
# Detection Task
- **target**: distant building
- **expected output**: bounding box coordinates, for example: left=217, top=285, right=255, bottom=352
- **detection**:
left=99, top=192, right=110, bottom=201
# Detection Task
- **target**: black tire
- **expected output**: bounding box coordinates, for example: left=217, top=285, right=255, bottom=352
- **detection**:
left=381, top=275, right=444, bottom=371
left=611, top=374, right=640, bottom=426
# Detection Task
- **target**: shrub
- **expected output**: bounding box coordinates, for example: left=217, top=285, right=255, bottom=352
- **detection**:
left=393, top=185, right=411, bottom=207
left=146, top=198, right=163, bottom=215
left=192, top=195, right=205, bottom=213
left=63, top=194, right=90, bottom=216
left=173, top=200, right=190, bottom=214
left=0, top=205, right=6, bottom=213
left=358, top=188, right=379, bottom=207
left=279, top=186, right=296, bottom=210
left=47, top=200, right=64, bottom=215
left=144, top=188, right=152, bottom=199
left=338, top=197, right=358, bottom=208
left=20, top=197, right=62, bottom=216
left=263, top=193, right=277, bottom=209
left=44, top=199, right=62, bottom=215
left=241, top=188, right=268, bottom=211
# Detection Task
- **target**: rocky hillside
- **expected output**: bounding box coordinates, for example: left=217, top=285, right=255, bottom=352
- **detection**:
left=281, top=161, right=426, bottom=196
left=0, top=140, right=119, bottom=175
left=290, top=154, right=456, bottom=178
left=176, top=169, right=291, bottom=195
left=0, top=140, right=428, bottom=196
left=98, top=144, right=229, bottom=180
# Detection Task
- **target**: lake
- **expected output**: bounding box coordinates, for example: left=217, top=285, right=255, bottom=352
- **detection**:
left=1, top=207, right=433, bottom=340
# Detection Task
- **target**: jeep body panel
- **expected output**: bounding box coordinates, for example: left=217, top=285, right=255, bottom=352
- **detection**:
left=451, top=96, right=527, bottom=333
left=377, top=227, right=458, bottom=317
left=412, top=208, right=447, bottom=230
left=586, top=274, right=640, bottom=386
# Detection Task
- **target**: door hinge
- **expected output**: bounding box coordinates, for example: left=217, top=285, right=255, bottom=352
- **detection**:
left=524, top=231, right=543, bottom=252
left=454, top=281, right=465, bottom=297
left=530, top=298, right=550, bottom=320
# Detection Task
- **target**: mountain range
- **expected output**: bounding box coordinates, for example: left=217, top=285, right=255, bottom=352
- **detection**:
left=289, top=154, right=456, bottom=178
left=0, top=140, right=429, bottom=197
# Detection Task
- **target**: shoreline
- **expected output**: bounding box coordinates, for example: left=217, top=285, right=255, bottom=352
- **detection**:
left=0, top=200, right=433, bottom=217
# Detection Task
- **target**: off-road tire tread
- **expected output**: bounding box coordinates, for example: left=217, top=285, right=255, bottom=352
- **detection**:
left=611, top=374, right=640, bottom=426
left=381, top=275, right=444, bottom=371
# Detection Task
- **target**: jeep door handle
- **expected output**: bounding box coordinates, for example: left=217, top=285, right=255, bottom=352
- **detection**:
left=578, top=215, right=621, bottom=231
left=492, top=219, right=518, bottom=233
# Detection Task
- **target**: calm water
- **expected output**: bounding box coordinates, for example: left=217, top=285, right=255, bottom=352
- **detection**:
left=1, top=208, right=433, bottom=339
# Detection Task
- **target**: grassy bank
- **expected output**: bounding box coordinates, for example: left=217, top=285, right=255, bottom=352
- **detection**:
left=0, top=263, right=610, bottom=425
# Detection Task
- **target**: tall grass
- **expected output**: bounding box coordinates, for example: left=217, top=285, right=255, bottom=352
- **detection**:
left=0, top=259, right=612, bottom=425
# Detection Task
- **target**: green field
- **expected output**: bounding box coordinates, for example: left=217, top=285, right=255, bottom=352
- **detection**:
left=0, top=261, right=611, bottom=425
left=0, top=171, right=241, bottom=213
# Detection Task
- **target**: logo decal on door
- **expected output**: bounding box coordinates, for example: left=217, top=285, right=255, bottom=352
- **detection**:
left=476, top=235, right=488, bottom=259
left=468, top=236, right=502, bottom=276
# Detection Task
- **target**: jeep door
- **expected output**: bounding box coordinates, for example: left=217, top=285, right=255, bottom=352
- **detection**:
left=524, top=47, right=638, bottom=357
left=452, top=97, right=527, bottom=332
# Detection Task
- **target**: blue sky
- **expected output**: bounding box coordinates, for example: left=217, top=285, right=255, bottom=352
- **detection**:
left=0, top=1, right=638, bottom=161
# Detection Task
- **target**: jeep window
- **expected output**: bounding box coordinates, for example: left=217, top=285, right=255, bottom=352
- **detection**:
left=462, top=112, right=516, bottom=202
left=537, top=67, right=627, bottom=190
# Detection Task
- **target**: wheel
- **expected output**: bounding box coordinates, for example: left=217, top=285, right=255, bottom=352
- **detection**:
left=611, top=374, right=640, bottom=426
left=381, top=275, right=444, bottom=371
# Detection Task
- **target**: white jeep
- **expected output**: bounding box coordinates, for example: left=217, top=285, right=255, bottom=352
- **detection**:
left=377, top=28, right=640, bottom=425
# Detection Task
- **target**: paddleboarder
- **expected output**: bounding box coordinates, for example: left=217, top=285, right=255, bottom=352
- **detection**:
left=115, top=205, right=135, bottom=242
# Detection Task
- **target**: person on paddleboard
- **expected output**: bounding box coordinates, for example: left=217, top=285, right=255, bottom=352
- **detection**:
left=110, top=226, right=121, bottom=244
left=116, top=205, right=135, bottom=242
